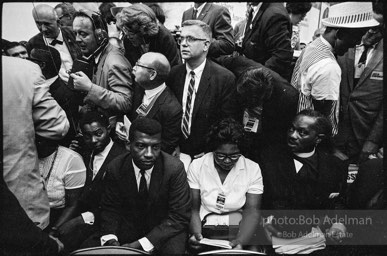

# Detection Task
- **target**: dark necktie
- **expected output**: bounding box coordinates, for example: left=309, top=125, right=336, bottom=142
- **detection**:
left=354, top=44, right=372, bottom=85
left=139, top=169, right=148, bottom=201
left=245, top=8, right=254, bottom=35
left=181, top=71, right=195, bottom=139
left=50, top=39, right=63, bottom=46
left=192, top=8, right=198, bottom=19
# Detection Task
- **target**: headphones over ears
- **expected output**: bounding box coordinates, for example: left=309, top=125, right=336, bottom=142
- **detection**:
left=78, top=9, right=108, bottom=46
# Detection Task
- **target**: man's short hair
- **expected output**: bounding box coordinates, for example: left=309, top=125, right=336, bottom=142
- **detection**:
left=55, top=3, right=76, bottom=18
left=29, top=47, right=61, bottom=79
left=116, top=4, right=159, bottom=37
left=3, top=41, right=24, bottom=54
left=286, top=3, right=312, bottom=15
left=181, top=19, right=212, bottom=40
left=296, top=109, right=332, bottom=137
left=236, top=67, right=274, bottom=105
left=129, top=117, right=162, bottom=142
left=99, top=2, right=116, bottom=24
left=79, top=110, right=110, bottom=130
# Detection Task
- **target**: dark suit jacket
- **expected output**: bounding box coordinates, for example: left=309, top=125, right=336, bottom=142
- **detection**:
left=130, top=85, right=182, bottom=154
left=166, top=59, right=240, bottom=156
left=78, top=142, right=127, bottom=221
left=123, top=24, right=181, bottom=68
left=218, top=55, right=298, bottom=141
left=100, top=151, right=191, bottom=250
left=336, top=39, right=383, bottom=148
left=242, top=3, right=293, bottom=81
left=26, top=27, right=82, bottom=61
left=182, top=3, right=235, bottom=58
left=0, top=178, right=58, bottom=255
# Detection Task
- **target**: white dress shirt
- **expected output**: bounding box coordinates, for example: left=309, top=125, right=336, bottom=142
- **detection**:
left=45, top=29, right=73, bottom=83
left=293, top=149, right=315, bottom=173
left=143, top=83, right=166, bottom=106
left=92, top=139, right=113, bottom=180
left=182, top=59, right=206, bottom=134
left=100, top=161, right=154, bottom=252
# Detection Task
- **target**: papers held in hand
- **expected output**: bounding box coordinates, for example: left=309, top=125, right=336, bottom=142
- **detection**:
left=199, top=238, right=232, bottom=249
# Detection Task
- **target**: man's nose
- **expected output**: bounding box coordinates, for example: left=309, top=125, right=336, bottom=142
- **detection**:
left=91, top=136, right=98, bottom=143
left=289, top=130, right=298, bottom=139
left=144, top=147, right=154, bottom=158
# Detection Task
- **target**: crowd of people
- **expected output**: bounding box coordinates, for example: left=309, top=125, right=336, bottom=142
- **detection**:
left=2, top=1, right=385, bottom=255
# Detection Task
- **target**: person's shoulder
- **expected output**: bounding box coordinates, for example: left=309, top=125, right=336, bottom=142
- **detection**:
left=170, top=63, right=186, bottom=74
left=207, top=59, right=234, bottom=76
left=59, top=145, right=83, bottom=159
left=161, top=151, right=184, bottom=171
left=104, top=44, right=131, bottom=67
left=106, top=152, right=131, bottom=171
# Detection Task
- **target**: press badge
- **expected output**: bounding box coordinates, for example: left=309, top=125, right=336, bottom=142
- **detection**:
left=370, top=71, right=383, bottom=80
left=215, top=192, right=226, bottom=210
left=243, top=111, right=259, bottom=133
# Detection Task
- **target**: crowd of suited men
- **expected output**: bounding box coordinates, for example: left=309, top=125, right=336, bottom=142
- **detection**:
left=1, top=1, right=385, bottom=255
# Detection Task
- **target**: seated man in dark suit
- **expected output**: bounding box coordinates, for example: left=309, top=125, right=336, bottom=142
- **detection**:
left=217, top=55, right=299, bottom=163
left=98, top=117, right=191, bottom=254
left=167, top=20, right=240, bottom=159
left=55, top=110, right=127, bottom=253
left=129, top=52, right=182, bottom=155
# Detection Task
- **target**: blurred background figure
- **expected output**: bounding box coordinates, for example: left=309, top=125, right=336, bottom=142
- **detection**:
left=55, top=2, right=76, bottom=29
left=286, top=2, right=312, bottom=26
left=144, top=2, right=166, bottom=25
left=98, top=2, right=116, bottom=26
left=3, top=41, right=29, bottom=59
left=312, top=27, right=325, bottom=41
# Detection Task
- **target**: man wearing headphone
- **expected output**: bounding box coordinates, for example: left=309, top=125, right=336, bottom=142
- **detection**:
left=70, top=9, right=133, bottom=131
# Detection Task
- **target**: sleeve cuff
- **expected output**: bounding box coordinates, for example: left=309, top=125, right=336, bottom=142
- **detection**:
left=101, top=234, right=118, bottom=246
left=138, top=237, right=154, bottom=252
left=81, top=212, right=95, bottom=225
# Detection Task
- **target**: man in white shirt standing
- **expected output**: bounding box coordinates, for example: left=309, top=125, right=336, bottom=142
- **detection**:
left=290, top=2, right=379, bottom=136
left=27, top=4, right=82, bottom=84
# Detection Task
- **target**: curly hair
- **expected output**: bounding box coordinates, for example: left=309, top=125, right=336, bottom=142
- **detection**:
left=116, top=3, right=159, bottom=37
left=206, top=118, right=245, bottom=153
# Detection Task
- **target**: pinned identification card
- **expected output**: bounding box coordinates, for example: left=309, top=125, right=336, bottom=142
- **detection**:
left=370, top=71, right=383, bottom=80
left=215, top=192, right=226, bottom=210
left=243, top=111, right=259, bottom=133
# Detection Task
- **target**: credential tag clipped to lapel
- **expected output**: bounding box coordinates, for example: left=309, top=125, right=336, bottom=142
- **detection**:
left=370, top=71, right=383, bottom=80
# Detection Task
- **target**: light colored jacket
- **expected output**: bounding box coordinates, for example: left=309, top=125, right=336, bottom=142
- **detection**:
left=2, top=56, right=69, bottom=229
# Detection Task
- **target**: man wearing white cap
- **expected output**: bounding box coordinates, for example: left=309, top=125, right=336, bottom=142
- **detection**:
left=290, top=2, right=379, bottom=136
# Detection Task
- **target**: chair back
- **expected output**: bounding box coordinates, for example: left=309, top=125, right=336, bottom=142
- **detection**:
left=70, top=246, right=150, bottom=255
left=198, top=249, right=267, bottom=255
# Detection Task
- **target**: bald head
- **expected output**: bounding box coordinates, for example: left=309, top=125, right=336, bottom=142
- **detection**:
left=133, top=52, right=170, bottom=89
left=32, top=4, right=60, bottom=38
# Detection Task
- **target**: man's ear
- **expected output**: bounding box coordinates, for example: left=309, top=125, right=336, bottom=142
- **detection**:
left=149, top=70, right=157, bottom=81
left=316, top=134, right=325, bottom=145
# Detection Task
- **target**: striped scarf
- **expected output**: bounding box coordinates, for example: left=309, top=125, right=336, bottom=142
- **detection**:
left=291, top=37, right=339, bottom=135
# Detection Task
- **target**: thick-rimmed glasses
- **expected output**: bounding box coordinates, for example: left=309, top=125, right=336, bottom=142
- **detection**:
left=134, top=62, right=156, bottom=72
left=177, top=36, right=208, bottom=45
left=214, top=152, right=242, bottom=161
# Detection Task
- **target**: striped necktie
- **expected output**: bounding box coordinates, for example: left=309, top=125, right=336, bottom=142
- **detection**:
left=182, top=71, right=195, bottom=139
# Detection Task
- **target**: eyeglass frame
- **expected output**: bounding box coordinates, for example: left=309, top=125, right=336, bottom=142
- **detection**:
left=134, top=62, right=157, bottom=73
left=58, top=13, right=71, bottom=20
left=213, top=152, right=242, bottom=161
left=177, top=35, right=208, bottom=45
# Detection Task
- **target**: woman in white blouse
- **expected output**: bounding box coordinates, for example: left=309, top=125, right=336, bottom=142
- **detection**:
left=36, top=136, right=86, bottom=236
left=187, top=118, right=264, bottom=252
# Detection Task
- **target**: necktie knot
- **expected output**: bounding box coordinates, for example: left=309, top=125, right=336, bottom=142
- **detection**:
left=50, top=39, right=63, bottom=46
left=190, top=70, right=195, bottom=77
left=192, top=8, right=198, bottom=19
left=140, top=169, right=146, bottom=176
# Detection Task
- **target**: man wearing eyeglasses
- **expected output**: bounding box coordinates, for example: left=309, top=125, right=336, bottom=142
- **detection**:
left=167, top=20, right=240, bottom=159
left=55, top=3, right=76, bottom=29
left=27, top=4, right=82, bottom=84
left=129, top=52, right=182, bottom=155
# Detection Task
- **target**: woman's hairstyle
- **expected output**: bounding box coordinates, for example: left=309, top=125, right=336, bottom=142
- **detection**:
left=144, top=3, right=165, bottom=24
left=296, top=109, right=333, bottom=152
left=206, top=118, right=245, bottom=153
left=116, top=3, right=159, bottom=37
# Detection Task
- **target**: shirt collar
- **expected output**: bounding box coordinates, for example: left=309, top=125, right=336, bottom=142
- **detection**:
left=94, top=139, right=113, bottom=158
left=195, top=2, right=207, bottom=15
left=251, top=3, right=263, bottom=15
left=186, top=59, right=206, bottom=92
left=144, top=83, right=166, bottom=99
left=45, top=29, right=63, bottom=43
left=320, top=36, right=333, bottom=51
left=294, top=148, right=316, bottom=159
left=94, top=51, right=102, bottom=65
left=132, top=160, right=154, bottom=176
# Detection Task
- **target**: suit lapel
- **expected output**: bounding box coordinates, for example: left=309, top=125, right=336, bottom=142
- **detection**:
left=192, top=60, right=211, bottom=121
left=244, top=3, right=268, bottom=43
left=146, top=88, right=167, bottom=118
left=198, top=3, right=211, bottom=20
left=356, top=39, right=384, bottom=88
left=175, top=66, right=187, bottom=104
left=346, top=48, right=355, bottom=91
left=93, top=143, right=124, bottom=182
left=147, top=155, right=163, bottom=208
left=132, top=84, right=145, bottom=119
